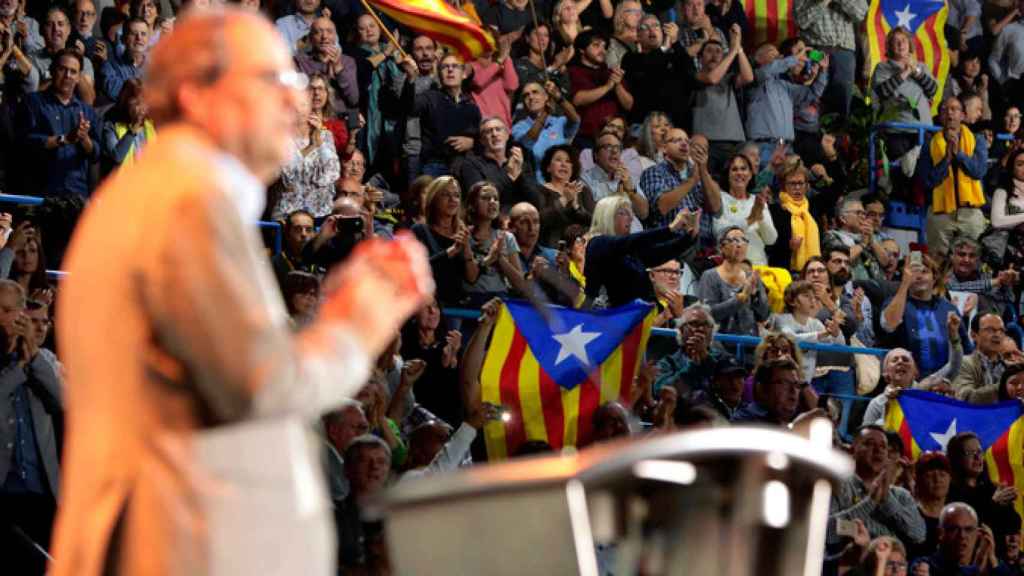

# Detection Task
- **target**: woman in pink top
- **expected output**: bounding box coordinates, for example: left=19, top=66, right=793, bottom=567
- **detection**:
left=469, top=35, right=519, bottom=130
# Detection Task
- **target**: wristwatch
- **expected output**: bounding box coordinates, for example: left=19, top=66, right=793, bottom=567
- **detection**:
left=56, top=134, right=66, bottom=146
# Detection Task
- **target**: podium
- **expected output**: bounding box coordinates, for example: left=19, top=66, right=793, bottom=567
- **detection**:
left=371, top=424, right=853, bottom=576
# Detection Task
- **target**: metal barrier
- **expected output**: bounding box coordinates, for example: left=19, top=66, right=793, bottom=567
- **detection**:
left=867, top=122, right=1016, bottom=242
left=0, top=193, right=283, bottom=255
left=444, top=307, right=891, bottom=360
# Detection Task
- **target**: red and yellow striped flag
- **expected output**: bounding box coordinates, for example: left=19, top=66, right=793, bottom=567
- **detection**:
left=366, top=0, right=495, bottom=60
left=866, top=0, right=950, bottom=115
left=481, top=300, right=656, bottom=460
left=741, top=0, right=797, bottom=49
left=885, top=390, right=1024, bottom=518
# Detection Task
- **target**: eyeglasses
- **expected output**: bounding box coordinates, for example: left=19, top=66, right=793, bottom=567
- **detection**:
left=942, top=524, right=978, bottom=535
left=439, top=63, right=462, bottom=71
left=866, top=210, right=885, bottom=219
left=963, top=449, right=983, bottom=458
left=681, top=320, right=712, bottom=330
left=650, top=268, right=682, bottom=276
left=246, top=69, right=309, bottom=91
left=786, top=180, right=808, bottom=188
left=598, top=143, right=623, bottom=152
left=722, top=237, right=749, bottom=245
left=886, top=560, right=908, bottom=571
left=806, top=266, right=827, bottom=275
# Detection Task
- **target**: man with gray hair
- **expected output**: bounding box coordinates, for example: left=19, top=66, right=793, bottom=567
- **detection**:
left=49, top=7, right=434, bottom=576
left=824, top=197, right=891, bottom=281
left=653, top=302, right=733, bottom=401
left=947, top=235, right=1019, bottom=333
left=916, top=502, right=1009, bottom=574
left=863, top=336, right=964, bottom=426
left=457, top=116, right=540, bottom=210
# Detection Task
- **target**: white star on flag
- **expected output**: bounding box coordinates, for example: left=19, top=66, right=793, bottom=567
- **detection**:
left=552, top=324, right=601, bottom=366
left=930, top=419, right=958, bottom=451
left=894, top=4, right=917, bottom=29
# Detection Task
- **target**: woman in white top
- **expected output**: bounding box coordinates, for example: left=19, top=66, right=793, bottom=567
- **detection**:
left=712, top=153, right=777, bottom=265
left=991, top=148, right=1024, bottom=231
left=273, top=74, right=340, bottom=218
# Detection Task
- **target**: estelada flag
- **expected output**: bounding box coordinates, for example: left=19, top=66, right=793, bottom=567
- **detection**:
left=866, top=0, right=950, bottom=115
left=885, top=390, right=1024, bottom=517
left=741, top=0, right=796, bottom=50
left=481, top=300, right=656, bottom=460
left=366, top=0, right=495, bottom=60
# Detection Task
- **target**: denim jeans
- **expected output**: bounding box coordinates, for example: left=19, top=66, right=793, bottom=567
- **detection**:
left=421, top=162, right=450, bottom=178
left=823, top=48, right=856, bottom=118
left=811, top=369, right=856, bottom=441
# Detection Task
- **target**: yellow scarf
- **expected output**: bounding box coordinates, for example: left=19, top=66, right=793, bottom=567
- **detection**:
left=112, top=120, right=156, bottom=168
left=929, top=125, right=983, bottom=214
left=779, top=192, right=820, bottom=271
left=569, top=260, right=586, bottom=308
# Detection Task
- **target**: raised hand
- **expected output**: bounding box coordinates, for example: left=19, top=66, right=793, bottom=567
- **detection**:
left=401, top=358, right=427, bottom=386
left=442, top=329, right=462, bottom=368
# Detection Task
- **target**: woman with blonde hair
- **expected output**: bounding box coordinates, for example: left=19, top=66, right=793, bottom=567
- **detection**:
left=766, top=159, right=820, bottom=271
left=584, top=195, right=699, bottom=307
left=411, top=176, right=477, bottom=307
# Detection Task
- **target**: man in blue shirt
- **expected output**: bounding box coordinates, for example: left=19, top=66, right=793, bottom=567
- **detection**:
left=18, top=49, right=102, bottom=196
left=0, top=280, right=63, bottom=575
left=98, top=16, right=146, bottom=102
left=275, top=0, right=321, bottom=54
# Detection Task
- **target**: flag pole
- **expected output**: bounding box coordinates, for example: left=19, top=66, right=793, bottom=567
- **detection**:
left=526, top=0, right=548, bottom=79
left=359, top=0, right=409, bottom=60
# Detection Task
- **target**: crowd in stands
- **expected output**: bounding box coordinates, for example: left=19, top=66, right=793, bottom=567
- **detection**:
left=7, top=0, right=1024, bottom=573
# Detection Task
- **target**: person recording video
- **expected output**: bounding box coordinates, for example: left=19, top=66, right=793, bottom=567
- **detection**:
left=304, top=189, right=372, bottom=270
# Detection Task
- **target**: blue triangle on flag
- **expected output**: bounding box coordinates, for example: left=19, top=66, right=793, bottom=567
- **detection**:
left=898, top=390, right=1024, bottom=452
left=504, top=299, right=653, bottom=391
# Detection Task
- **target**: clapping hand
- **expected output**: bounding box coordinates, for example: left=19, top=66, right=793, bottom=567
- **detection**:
left=400, top=358, right=427, bottom=387
left=447, top=223, right=470, bottom=258
left=442, top=329, right=462, bottom=368
left=947, top=311, right=962, bottom=339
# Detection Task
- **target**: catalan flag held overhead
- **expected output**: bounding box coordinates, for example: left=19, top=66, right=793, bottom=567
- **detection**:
left=866, top=0, right=950, bottom=115
left=365, top=0, right=495, bottom=60
left=885, top=390, right=1024, bottom=517
left=481, top=300, right=656, bottom=460
left=741, top=0, right=797, bottom=49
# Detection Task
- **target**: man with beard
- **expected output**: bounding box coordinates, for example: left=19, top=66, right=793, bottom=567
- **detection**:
left=568, top=29, right=634, bottom=146
left=829, top=425, right=926, bottom=545
left=397, top=34, right=437, bottom=186
left=293, top=16, right=358, bottom=115
left=28, top=7, right=94, bottom=104
left=98, top=17, right=146, bottom=102
left=456, top=116, right=539, bottom=210
left=18, top=48, right=101, bottom=196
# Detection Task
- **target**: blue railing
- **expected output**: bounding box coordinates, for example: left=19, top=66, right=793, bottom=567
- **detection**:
left=444, top=307, right=890, bottom=359
left=0, top=194, right=284, bottom=255
left=868, top=122, right=1016, bottom=242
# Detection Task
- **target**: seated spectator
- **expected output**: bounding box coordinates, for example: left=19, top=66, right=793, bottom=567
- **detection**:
left=869, top=26, right=938, bottom=169
left=998, top=362, right=1024, bottom=402
left=640, top=127, right=722, bottom=247
left=281, top=270, right=319, bottom=329
left=916, top=502, right=1010, bottom=576
left=829, top=425, right=926, bottom=546
left=510, top=79, right=580, bottom=181
left=336, top=435, right=392, bottom=573
left=654, top=303, right=732, bottom=399
left=536, top=144, right=594, bottom=247
left=581, top=130, right=648, bottom=230
left=766, top=279, right=844, bottom=382
left=274, top=0, right=319, bottom=53
left=322, top=401, right=370, bottom=501
left=100, top=77, right=153, bottom=171
left=29, top=7, right=95, bottom=104
left=621, top=14, right=692, bottom=128
left=568, top=28, right=634, bottom=147
left=97, top=16, right=145, bottom=102
left=881, top=253, right=970, bottom=378
left=271, top=209, right=316, bottom=286
left=954, top=313, right=1011, bottom=404
left=697, top=226, right=770, bottom=337
left=272, top=74, right=340, bottom=219
left=457, top=116, right=538, bottom=210
left=293, top=17, right=358, bottom=117
left=863, top=340, right=964, bottom=426
left=825, top=199, right=892, bottom=282
left=691, top=26, right=752, bottom=168
left=731, top=357, right=803, bottom=425
left=690, top=353, right=747, bottom=420
left=468, top=35, right=518, bottom=131
left=462, top=181, right=525, bottom=303
left=918, top=97, right=988, bottom=257
left=584, top=195, right=698, bottom=308
left=910, top=452, right=953, bottom=561
left=400, top=298, right=463, bottom=427
left=400, top=52, right=480, bottom=177
left=711, top=153, right=776, bottom=265
left=747, top=39, right=828, bottom=166
left=513, top=22, right=571, bottom=102
left=18, top=49, right=102, bottom=197
left=947, top=432, right=1020, bottom=540
left=766, top=159, right=820, bottom=272
left=508, top=201, right=581, bottom=306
